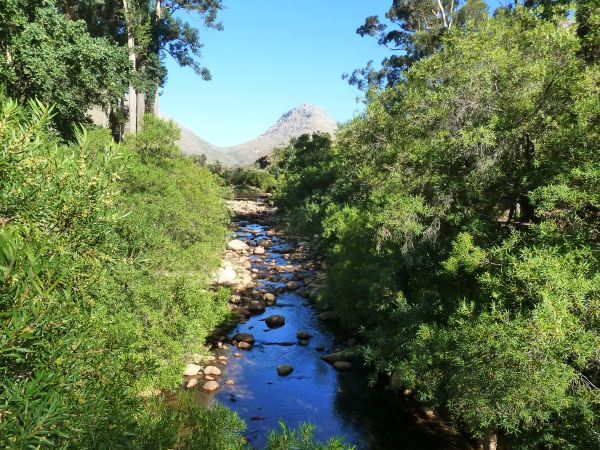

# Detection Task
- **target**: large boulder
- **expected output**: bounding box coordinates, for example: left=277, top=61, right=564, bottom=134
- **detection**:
left=265, top=315, right=285, bottom=328
left=228, top=239, right=249, bottom=252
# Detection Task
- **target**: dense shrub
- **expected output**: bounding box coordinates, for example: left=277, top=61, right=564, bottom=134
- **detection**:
left=210, top=163, right=277, bottom=193
left=265, top=421, right=354, bottom=450
left=274, top=8, right=600, bottom=448
left=0, top=98, right=244, bottom=448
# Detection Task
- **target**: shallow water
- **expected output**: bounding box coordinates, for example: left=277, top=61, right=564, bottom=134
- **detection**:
left=198, top=220, right=469, bottom=449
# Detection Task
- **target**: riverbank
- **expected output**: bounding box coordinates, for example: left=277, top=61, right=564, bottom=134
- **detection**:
left=182, top=200, right=473, bottom=449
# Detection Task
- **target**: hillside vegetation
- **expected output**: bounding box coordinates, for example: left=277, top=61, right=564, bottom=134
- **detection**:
left=0, top=98, right=245, bottom=448
left=274, top=5, right=600, bottom=449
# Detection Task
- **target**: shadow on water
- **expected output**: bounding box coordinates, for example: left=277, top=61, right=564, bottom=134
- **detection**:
left=197, top=219, right=471, bottom=449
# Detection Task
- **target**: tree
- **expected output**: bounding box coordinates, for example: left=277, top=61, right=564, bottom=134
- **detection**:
left=53, top=0, right=223, bottom=133
left=345, top=0, right=488, bottom=89
left=0, top=4, right=130, bottom=135
left=276, top=6, right=600, bottom=448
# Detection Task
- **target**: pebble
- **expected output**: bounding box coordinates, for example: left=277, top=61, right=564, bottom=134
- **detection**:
left=286, top=280, right=299, bottom=291
left=277, top=365, right=294, bottom=376
left=297, top=330, right=312, bottom=340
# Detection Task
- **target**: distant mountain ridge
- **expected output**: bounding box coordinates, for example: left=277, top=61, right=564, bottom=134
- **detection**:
left=168, top=104, right=338, bottom=166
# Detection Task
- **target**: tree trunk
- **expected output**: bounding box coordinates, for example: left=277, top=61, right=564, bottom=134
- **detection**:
left=155, top=0, right=162, bottom=21
left=477, top=430, right=498, bottom=450
left=153, top=89, right=159, bottom=115
left=136, top=90, right=145, bottom=130
left=123, top=0, right=137, bottom=134
left=152, top=0, right=162, bottom=115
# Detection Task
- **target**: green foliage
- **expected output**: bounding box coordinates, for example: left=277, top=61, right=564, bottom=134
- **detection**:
left=210, top=164, right=277, bottom=193
left=136, top=393, right=245, bottom=450
left=275, top=6, right=600, bottom=448
left=58, top=0, right=224, bottom=99
left=273, top=133, right=337, bottom=234
left=0, top=5, right=130, bottom=134
left=265, top=421, right=355, bottom=450
left=0, top=97, right=242, bottom=448
left=346, top=0, right=490, bottom=89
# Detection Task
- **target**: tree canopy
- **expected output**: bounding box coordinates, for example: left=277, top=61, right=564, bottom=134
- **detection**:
left=276, top=3, right=600, bottom=448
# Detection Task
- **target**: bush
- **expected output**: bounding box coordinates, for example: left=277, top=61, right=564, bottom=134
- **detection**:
left=266, top=421, right=355, bottom=450
left=0, top=99, right=243, bottom=448
left=273, top=9, right=600, bottom=449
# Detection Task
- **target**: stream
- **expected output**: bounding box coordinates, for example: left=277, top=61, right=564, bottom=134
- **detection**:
left=191, top=208, right=470, bottom=449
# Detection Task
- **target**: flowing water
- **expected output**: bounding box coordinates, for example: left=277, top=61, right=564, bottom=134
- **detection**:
left=195, top=218, right=470, bottom=449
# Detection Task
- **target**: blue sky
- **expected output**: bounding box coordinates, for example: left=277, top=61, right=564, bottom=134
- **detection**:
left=160, top=1, right=505, bottom=146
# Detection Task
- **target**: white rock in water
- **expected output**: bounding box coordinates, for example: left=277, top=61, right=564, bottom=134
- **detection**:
left=184, top=363, right=202, bottom=376
left=216, top=267, right=237, bottom=286
left=254, top=246, right=266, bottom=255
left=204, top=366, right=222, bottom=376
left=186, top=378, right=199, bottom=388
left=203, top=381, right=219, bottom=391
left=228, top=240, right=249, bottom=251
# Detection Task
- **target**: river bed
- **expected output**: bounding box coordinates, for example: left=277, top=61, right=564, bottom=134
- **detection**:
left=191, top=208, right=470, bottom=449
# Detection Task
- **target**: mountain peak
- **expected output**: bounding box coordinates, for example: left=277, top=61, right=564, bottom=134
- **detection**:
left=172, top=104, right=338, bottom=166
left=278, top=104, right=330, bottom=122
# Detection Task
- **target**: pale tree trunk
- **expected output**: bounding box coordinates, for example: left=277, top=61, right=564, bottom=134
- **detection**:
left=152, top=0, right=162, bottom=115
left=153, top=89, right=159, bottom=115
left=123, top=0, right=137, bottom=134
left=155, top=0, right=162, bottom=25
left=477, top=430, right=498, bottom=450
left=136, top=87, right=145, bottom=129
